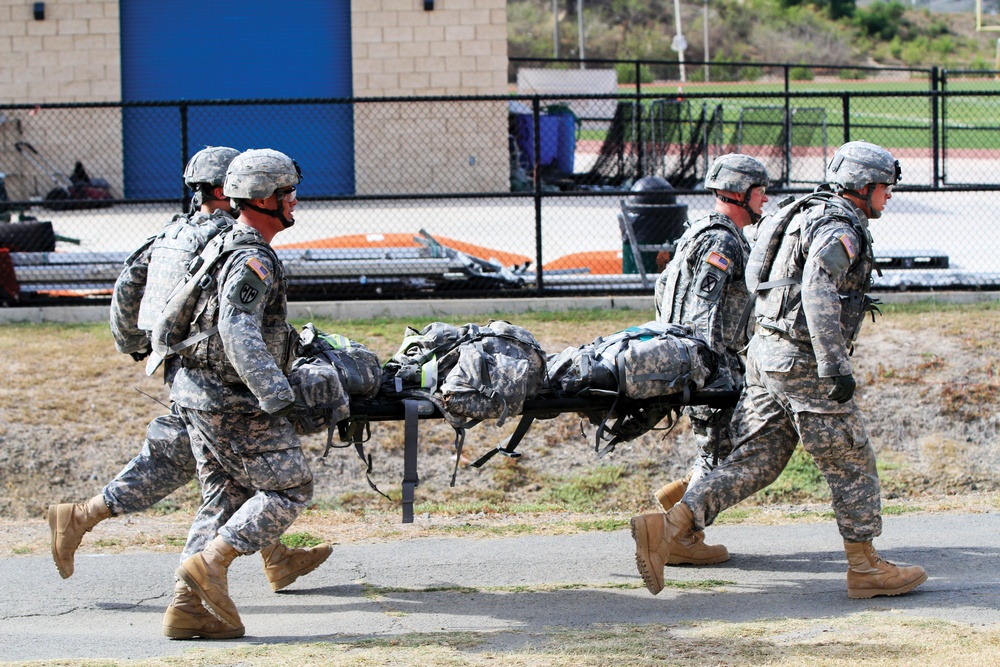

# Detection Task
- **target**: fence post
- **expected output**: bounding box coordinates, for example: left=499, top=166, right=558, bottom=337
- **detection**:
left=783, top=66, right=791, bottom=187
left=841, top=94, right=850, bottom=144
left=180, top=103, right=190, bottom=213
left=636, top=91, right=645, bottom=178
left=532, top=95, right=544, bottom=295
left=931, top=66, right=941, bottom=188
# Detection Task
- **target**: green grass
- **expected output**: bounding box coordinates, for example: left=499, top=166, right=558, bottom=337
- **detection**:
left=545, top=465, right=628, bottom=511
left=571, top=79, right=1000, bottom=150
left=280, top=531, right=325, bottom=548
left=758, top=446, right=830, bottom=504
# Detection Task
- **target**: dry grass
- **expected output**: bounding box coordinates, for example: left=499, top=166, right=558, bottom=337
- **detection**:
left=2, top=302, right=999, bottom=524
left=5, top=614, right=998, bottom=666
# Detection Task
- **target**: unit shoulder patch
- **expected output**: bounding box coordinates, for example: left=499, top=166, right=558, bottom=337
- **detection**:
left=227, top=260, right=269, bottom=312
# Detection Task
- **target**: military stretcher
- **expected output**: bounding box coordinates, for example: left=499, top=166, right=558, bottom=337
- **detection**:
left=337, top=388, right=740, bottom=523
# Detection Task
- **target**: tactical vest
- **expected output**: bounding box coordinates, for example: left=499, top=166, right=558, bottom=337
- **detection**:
left=146, top=226, right=289, bottom=379
left=136, top=211, right=234, bottom=331
left=657, top=213, right=750, bottom=354
left=749, top=193, right=875, bottom=342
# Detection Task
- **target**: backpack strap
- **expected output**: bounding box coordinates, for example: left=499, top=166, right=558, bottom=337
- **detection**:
left=471, top=413, right=532, bottom=468
left=401, top=399, right=421, bottom=524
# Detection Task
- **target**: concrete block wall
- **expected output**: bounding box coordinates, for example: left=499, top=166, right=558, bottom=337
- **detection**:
left=0, top=0, right=510, bottom=199
left=0, top=0, right=123, bottom=199
left=0, top=0, right=121, bottom=105
left=351, top=0, right=509, bottom=194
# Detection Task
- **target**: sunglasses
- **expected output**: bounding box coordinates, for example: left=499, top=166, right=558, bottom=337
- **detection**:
left=277, top=187, right=296, bottom=199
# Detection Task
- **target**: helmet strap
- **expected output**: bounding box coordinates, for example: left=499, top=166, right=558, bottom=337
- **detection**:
left=243, top=198, right=295, bottom=229
left=716, top=190, right=761, bottom=224
left=836, top=186, right=879, bottom=219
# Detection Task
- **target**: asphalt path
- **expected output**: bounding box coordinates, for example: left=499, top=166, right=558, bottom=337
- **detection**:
left=1, top=513, right=998, bottom=663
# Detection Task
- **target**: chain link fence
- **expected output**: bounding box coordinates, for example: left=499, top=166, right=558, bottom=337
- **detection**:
left=1, top=59, right=999, bottom=305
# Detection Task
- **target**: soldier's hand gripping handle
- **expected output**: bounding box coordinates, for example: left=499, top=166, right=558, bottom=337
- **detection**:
left=827, top=374, right=856, bottom=403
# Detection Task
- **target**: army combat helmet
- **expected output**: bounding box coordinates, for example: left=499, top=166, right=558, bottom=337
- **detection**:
left=826, top=141, right=900, bottom=219
left=224, top=148, right=302, bottom=229
left=704, top=153, right=770, bottom=223
left=183, top=146, right=240, bottom=209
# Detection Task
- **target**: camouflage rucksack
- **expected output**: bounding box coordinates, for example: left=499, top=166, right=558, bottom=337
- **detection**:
left=287, top=323, right=382, bottom=438
left=135, top=211, right=234, bottom=331
left=545, top=321, right=714, bottom=456
left=382, top=320, right=548, bottom=429
left=144, top=225, right=275, bottom=376
left=547, top=321, right=712, bottom=400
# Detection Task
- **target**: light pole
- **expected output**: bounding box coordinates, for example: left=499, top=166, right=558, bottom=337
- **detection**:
left=578, top=0, right=585, bottom=68
left=671, top=0, right=687, bottom=83
left=553, top=0, right=559, bottom=58
left=703, top=0, right=710, bottom=82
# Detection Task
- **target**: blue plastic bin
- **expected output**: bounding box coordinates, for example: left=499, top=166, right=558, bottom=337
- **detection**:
left=514, top=114, right=575, bottom=174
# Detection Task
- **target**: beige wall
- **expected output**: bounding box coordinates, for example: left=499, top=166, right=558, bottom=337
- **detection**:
left=0, top=0, right=510, bottom=198
left=351, top=0, right=509, bottom=194
left=0, top=0, right=123, bottom=199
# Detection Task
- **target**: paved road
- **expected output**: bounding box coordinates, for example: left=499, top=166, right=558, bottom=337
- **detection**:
left=1, top=513, right=998, bottom=663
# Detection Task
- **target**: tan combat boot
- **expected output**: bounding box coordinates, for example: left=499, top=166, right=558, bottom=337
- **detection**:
left=176, top=536, right=243, bottom=629
left=162, top=580, right=245, bottom=640
left=666, top=529, right=729, bottom=565
left=48, top=495, right=113, bottom=579
left=631, top=502, right=701, bottom=595
left=260, top=541, right=333, bottom=592
left=653, top=474, right=690, bottom=513
left=845, top=541, right=928, bottom=599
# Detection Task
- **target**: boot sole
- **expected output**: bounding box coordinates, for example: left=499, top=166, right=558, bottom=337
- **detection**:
left=268, top=546, right=333, bottom=592
left=848, top=571, right=928, bottom=599
left=163, top=624, right=246, bottom=640
left=630, top=517, right=664, bottom=596
left=47, top=505, right=72, bottom=580
left=176, top=565, right=242, bottom=630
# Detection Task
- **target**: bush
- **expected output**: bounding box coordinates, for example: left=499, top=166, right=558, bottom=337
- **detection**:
left=839, top=68, right=868, bottom=80
left=741, top=65, right=765, bottom=81
left=789, top=65, right=815, bottom=80
left=854, top=0, right=906, bottom=40
left=615, top=62, right=655, bottom=84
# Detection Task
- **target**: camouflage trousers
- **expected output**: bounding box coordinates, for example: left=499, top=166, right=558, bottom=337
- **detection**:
left=683, top=404, right=735, bottom=489
left=684, top=340, right=882, bottom=543
left=102, top=407, right=195, bottom=516
left=179, top=406, right=313, bottom=559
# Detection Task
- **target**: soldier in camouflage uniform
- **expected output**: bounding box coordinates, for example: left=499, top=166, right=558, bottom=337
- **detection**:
left=648, top=154, right=770, bottom=566
left=47, top=147, right=330, bottom=640
left=632, top=141, right=927, bottom=600
left=170, top=148, right=314, bottom=637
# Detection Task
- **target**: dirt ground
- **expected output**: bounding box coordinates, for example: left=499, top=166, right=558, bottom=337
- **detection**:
left=1, top=303, right=998, bottom=553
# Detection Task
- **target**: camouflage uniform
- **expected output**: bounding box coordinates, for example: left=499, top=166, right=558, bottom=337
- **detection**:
left=654, top=212, right=750, bottom=485
left=684, top=194, right=882, bottom=543
left=171, top=222, right=309, bottom=557
left=104, top=210, right=235, bottom=519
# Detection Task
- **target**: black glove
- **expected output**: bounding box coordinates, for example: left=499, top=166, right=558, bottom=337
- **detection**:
left=827, top=374, right=856, bottom=403
left=130, top=346, right=152, bottom=362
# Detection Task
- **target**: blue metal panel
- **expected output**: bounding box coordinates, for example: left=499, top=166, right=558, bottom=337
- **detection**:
left=120, top=0, right=354, bottom=198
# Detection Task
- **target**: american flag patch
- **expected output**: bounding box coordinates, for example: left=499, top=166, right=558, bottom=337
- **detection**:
left=247, top=257, right=269, bottom=281
left=839, top=234, right=856, bottom=259
left=705, top=251, right=731, bottom=271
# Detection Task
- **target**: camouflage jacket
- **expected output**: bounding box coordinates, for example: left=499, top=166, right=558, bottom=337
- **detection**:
left=753, top=194, right=874, bottom=378
left=654, top=212, right=751, bottom=373
left=170, top=223, right=297, bottom=414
